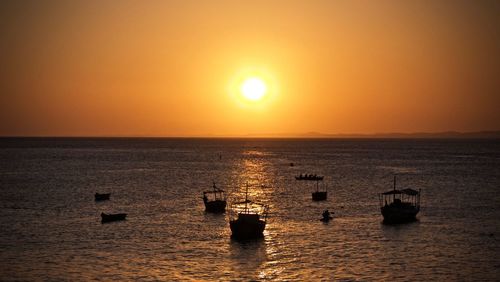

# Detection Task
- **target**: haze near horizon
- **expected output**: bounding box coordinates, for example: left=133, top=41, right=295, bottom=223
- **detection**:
left=1, top=0, right=499, bottom=137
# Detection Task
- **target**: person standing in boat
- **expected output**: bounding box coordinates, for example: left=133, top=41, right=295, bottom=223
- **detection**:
left=322, top=209, right=331, bottom=220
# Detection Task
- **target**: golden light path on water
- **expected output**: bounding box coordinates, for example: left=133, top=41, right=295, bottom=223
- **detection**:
left=228, top=149, right=285, bottom=279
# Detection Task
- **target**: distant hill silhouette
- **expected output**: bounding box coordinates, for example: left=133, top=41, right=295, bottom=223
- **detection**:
left=244, top=130, right=500, bottom=138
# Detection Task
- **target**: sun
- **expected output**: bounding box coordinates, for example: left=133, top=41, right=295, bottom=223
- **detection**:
left=228, top=68, right=278, bottom=109
left=241, top=77, right=267, bottom=101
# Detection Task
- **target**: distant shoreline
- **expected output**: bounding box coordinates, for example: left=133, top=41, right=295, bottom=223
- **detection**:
left=1, top=131, right=500, bottom=139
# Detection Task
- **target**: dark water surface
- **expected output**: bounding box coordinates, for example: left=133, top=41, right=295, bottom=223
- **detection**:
left=1, top=138, right=499, bottom=281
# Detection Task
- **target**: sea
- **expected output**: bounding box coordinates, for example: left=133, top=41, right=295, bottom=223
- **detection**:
left=0, top=138, right=499, bottom=281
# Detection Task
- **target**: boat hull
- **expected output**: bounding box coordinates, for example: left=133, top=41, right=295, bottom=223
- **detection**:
left=295, top=176, right=324, bottom=181
left=230, top=219, right=266, bottom=239
left=95, top=193, right=110, bottom=201
left=381, top=206, right=419, bottom=224
left=204, top=200, right=226, bottom=213
left=312, top=191, right=327, bottom=201
left=101, top=213, right=127, bottom=223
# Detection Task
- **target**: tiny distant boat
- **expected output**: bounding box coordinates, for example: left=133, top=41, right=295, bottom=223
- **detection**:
left=312, top=190, right=327, bottom=201
left=95, top=193, right=110, bottom=201
left=312, top=176, right=328, bottom=201
left=229, top=184, right=269, bottom=239
left=378, top=176, right=421, bottom=224
left=295, top=174, right=324, bottom=181
left=320, top=216, right=333, bottom=222
left=203, top=182, right=227, bottom=213
left=101, top=212, right=127, bottom=223
left=320, top=209, right=333, bottom=222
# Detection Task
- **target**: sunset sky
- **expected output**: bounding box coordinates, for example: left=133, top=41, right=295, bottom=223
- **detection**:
left=1, top=0, right=499, bottom=137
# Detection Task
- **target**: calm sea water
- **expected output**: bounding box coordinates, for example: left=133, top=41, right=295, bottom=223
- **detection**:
left=1, top=138, right=499, bottom=281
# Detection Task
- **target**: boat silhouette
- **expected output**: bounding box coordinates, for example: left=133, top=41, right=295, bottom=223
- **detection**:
left=203, top=182, right=227, bottom=213
left=295, top=174, right=324, bottom=181
left=101, top=212, right=127, bottom=223
left=378, top=176, right=421, bottom=224
left=94, top=193, right=110, bottom=201
left=295, top=173, right=328, bottom=200
left=320, top=209, right=333, bottom=222
left=229, top=184, right=269, bottom=239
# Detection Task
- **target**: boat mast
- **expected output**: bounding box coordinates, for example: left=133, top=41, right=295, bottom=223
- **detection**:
left=245, top=182, right=249, bottom=213
left=393, top=175, right=396, bottom=202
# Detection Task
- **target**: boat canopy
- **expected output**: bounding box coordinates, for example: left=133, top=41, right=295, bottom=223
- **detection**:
left=381, top=188, right=419, bottom=196
left=401, top=188, right=419, bottom=195
left=203, top=189, right=225, bottom=194
left=230, top=183, right=269, bottom=218
left=232, top=200, right=268, bottom=211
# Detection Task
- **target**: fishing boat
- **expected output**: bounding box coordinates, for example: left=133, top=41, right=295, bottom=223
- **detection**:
left=229, top=184, right=269, bottom=239
left=378, top=176, right=421, bottom=224
left=95, top=193, right=110, bottom=201
left=312, top=182, right=328, bottom=201
left=295, top=174, right=324, bottom=181
left=202, top=182, right=227, bottom=213
left=295, top=173, right=328, bottom=200
left=101, top=212, right=127, bottom=223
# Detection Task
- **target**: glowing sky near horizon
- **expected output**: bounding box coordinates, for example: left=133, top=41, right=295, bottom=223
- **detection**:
left=0, top=0, right=499, bottom=136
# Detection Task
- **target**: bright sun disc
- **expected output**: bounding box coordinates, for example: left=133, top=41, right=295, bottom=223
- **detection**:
left=241, top=77, right=267, bottom=101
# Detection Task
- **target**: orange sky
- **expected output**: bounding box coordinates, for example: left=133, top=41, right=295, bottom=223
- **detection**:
left=1, top=0, right=499, bottom=137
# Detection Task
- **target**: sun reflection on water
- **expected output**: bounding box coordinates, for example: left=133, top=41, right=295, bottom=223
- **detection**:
left=230, top=149, right=276, bottom=203
left=224, top=149, right=285, bottom=280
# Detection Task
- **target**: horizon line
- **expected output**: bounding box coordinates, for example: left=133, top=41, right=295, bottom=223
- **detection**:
left=1, top=130, right=500, bottom=139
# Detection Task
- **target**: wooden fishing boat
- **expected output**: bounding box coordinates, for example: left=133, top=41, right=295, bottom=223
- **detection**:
left=312, top=178, right=327, bottom=201
left=203, top=182, right=227, bottom=213
left=229, top=184, right=269, bottom=239
left=379, top=176, right=421, bottom=224
left=295, top=173, right=328, bottom=201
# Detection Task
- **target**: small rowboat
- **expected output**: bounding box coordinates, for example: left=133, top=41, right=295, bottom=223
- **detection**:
left=320, top=216, right=333, bottom=222
left=95, top=193, right=110, bottom=201
left=101, top=212, right=127, bottom=223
